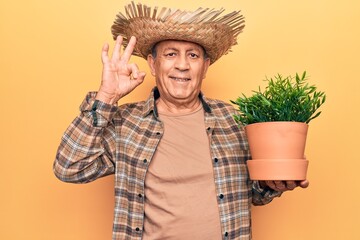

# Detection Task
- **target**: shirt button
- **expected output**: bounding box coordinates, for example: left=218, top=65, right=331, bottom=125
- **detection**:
left=156, top=132, right=161, bottom=135
left=219, top=194, right=224, bottom=199
left=135, top=227, right=140, bottom=231
left=207, top=127, right=211, bottom=131
left=138, top=193, right=143, bottom=198
left=214, top=158, right=218, bottom=163
left=143, top=159, right=147, bottom=164
left=225, top=232, right=229, bottom=237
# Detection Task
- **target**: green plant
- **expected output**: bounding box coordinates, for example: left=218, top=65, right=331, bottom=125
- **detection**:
left=231, top=71, right=326, bottom=125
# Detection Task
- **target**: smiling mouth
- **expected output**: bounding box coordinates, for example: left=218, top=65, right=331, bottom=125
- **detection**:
left=169, top=76, right=191, bottom=82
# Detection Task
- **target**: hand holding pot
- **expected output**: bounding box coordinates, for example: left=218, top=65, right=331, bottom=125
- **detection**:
left=260, top=180, right=309, bottom=192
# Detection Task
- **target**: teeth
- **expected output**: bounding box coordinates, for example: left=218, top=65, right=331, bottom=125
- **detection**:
left=171, top=77, right=190, bottom=82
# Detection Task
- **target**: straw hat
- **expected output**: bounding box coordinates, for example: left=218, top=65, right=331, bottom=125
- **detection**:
left=111, top=1, right=245, bottom=64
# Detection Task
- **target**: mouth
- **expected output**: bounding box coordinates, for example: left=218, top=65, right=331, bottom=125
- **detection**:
left=169, top=76, right=191, bottom=82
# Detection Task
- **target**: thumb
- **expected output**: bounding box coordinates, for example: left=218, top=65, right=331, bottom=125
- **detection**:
left=298, top=180, right=309, bottom=188
left=130, top=71, right=146, bottom=88
left=136, top=71, right=146, bottom=81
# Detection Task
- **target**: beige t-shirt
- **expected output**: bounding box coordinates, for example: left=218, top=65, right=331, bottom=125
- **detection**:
left=143, top=104, right=222, bottom=240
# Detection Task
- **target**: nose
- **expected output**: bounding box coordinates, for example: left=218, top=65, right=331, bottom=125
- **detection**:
left=174, top=54, right=190, bottom=71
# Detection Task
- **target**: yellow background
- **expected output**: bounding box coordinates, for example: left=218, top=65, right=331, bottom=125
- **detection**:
left=1, top=0, right=359, bottom=239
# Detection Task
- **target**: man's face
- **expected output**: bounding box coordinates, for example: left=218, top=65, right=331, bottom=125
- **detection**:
left=147, top=40, right=210, bottom=107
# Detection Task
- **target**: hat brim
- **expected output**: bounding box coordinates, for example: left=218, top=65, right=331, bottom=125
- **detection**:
left=111, top=2, right=245, bottom=64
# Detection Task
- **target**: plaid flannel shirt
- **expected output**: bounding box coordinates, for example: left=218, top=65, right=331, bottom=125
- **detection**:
left=54, top=88, right=281, bottom=240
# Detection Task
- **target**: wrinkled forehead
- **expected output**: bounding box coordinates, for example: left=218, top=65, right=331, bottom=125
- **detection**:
left=152, top=40, right=206, bottom=54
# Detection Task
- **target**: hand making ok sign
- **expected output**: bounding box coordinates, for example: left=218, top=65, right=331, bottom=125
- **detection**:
left=96, top=36, right=146, bottom=104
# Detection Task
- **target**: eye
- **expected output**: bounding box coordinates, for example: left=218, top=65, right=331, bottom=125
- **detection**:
left=165, top=52, right=176, bottom=57
left=189, top=53, right=199, bottom=58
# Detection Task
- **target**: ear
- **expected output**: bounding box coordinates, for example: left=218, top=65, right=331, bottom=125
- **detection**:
left=202, top=58, right=211, bottom=79
left=147, top=54, right=156, bottom=76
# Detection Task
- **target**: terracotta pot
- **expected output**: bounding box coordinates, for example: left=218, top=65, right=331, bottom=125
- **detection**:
left=245, top=122, right=309, bottom=180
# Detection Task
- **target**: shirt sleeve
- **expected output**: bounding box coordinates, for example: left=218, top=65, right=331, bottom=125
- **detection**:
left=251, top=180, right=282, bottom=205
left=53, top=92, right=118, bottom=183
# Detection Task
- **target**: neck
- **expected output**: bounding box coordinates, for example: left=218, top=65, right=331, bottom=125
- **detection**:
left=156, top=97, right=201, bottom=114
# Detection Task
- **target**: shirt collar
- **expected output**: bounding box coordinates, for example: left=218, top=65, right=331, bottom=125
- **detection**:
left=142, top=87, right=212, bottom=118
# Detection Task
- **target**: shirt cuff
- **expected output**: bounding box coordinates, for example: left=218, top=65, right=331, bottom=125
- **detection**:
left=252, top=180, right=282, bottom=203
left=79, top=92, right=119, bottom=127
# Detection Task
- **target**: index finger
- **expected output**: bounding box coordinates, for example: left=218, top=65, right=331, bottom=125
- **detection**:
left=120, top=36, right=136, bottom=63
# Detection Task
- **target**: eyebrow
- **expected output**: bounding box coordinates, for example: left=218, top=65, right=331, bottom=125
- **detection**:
left=163, top=47, right=179, bottom=52
left=163, top=47, right=202, bottom=53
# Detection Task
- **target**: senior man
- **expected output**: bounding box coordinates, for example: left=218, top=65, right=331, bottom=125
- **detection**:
left=54, top=2, right=308, bottom=239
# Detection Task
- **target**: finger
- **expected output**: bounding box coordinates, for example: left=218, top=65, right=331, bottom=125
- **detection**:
left=265, top=181, right=276, bottom=190
left=265, top=181, right=284, bottom=191
left=127, top=63, right=140, bottom=78
left=274, top=181, right=286, bottom=191
left=101, top=43, right=110, bottom=64
left=285, top=181, right=297, bottom=190
left=298, top=180, right=309, bottom=188
left=135, top=71, right=146, bottom=81
left=130, top=71, right=146, bottom=88
left=111, top=35, right=123, bottom=61
left=120, top=36, right=136, bottom=63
